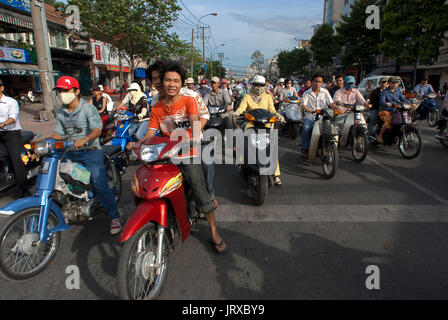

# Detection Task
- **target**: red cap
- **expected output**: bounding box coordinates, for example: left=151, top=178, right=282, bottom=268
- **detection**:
left=201, top=79, right=207, bottom=85
left=53, top=76, right=79, bottom=90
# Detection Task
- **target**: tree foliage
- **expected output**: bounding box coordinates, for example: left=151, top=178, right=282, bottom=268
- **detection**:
left=379, top=0, right=448, bottom=85
left=57, top=0, right=184, bottom=70
left=310, top=23, right=341, bottom=69
left=277, top=48, right=311, bottom=77
left=336, top=0, right=381, bottom=68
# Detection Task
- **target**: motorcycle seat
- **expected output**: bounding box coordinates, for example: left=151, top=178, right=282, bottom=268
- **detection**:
left=21, top=131, right=34, bottom=145
left=102, top=145, right=122, bottom=157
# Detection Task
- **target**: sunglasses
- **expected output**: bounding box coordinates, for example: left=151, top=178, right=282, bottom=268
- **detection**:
left=252, top=84, right=265, bottom=87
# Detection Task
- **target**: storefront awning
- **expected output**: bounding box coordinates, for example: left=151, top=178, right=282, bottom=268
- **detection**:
left=0, top=62, right=61, bottom=76
left=0, top=10, right=33, bottom=30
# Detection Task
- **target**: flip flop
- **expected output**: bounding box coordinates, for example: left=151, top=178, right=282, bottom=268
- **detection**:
left=274, top=176, right=282, bottom=186
left=210, top=238, right=228, bottom=255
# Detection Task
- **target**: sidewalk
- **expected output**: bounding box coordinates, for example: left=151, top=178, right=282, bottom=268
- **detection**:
left=19, top=102, right=56, bottom=138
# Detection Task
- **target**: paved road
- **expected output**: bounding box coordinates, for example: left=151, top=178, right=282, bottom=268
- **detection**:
left=0, top=122, right=447, bottom=300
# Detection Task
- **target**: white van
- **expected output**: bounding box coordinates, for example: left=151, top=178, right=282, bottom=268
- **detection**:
left=358, top=75, right=406, bottom=98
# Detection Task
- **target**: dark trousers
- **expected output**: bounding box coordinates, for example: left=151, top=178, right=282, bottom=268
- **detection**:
left=0, top=130, right=27, bottom=189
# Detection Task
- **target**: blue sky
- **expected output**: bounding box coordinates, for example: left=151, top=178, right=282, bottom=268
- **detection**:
left=174, top=0, right=324, bottom=75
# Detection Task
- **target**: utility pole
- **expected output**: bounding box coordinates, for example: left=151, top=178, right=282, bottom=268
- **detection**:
left=30, top=0, right=56, bottom=119
left=191, top=28, right=194, bottom=79
left=218, top=53, right=224, bottom=78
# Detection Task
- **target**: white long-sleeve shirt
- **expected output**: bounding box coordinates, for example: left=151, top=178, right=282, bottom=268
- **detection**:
left=0, top=94, right=22, bottom=131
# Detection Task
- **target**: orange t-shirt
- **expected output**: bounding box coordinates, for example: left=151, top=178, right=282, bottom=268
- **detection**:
left=148, top=95, right=200, bottom=138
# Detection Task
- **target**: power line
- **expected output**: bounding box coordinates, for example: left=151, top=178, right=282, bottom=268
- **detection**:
left=178, top=0, right=201, bottom=24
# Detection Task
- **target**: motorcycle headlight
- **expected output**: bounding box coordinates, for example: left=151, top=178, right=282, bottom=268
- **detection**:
left=32, top=141, right=50, bottom=156
left=355, top=105, right=365, bottom=112
left=250, top=133, right=270, bottom=150
left=140, top=143, right=167, bottom=163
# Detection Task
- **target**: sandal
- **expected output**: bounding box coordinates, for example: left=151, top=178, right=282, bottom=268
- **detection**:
left=210, top=238, right=228, bottom=255
left=274, top=176, right=282, bottom=186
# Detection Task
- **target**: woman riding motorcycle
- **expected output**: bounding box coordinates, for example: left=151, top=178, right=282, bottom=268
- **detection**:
left=126, top=82, right=150, bottom=141
left=234, top=75, right=285, bottom=186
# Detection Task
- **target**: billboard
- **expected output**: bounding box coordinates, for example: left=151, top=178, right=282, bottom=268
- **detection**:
left=0, top=46, right=31, bottom=63
left=0, top=0, right=31, bottom=13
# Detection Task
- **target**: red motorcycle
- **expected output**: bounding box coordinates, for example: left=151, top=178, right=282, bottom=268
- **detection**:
left=117, top=136, right=204, bottom=300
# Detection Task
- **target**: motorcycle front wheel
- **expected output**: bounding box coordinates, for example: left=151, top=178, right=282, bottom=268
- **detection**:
left=321, top=142, right=339, bottom=179
left=0, top=208, right=61, bottom=280
left=117, top=223, right=169, bottom=300
left=399, top=131, right=422, bottom=159
left=290, top=122, right=299, bottom=140
left=428, top=110, right=439, bottom=128
left=251, top=174, right=268, bottom=206
left=351, top=135, right=369, bottom=163
left=438, top=126, right=448, bottom=149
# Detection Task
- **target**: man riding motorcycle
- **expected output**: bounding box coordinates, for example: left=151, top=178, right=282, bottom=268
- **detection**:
left=377, top=76, right=411, bottom=144
left=333, top=76, right=369, bottom=110
left=50, top=76, right=121, bottom=235
left=234, top=75, right=285, bottom=186
left=300, top=73, right=340, bottom=157
left=128, top=61, right=227, bottom=254
left=414, top=76, right=437, bottom=121
left=204, top=76, right=233, bottom=129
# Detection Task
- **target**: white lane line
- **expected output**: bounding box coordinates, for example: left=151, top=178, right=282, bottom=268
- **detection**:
left=367, top=157, right=448, bottom=205
left=215, top=204, right=448, bottom=222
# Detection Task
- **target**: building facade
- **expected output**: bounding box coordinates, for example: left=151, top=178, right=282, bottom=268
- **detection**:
left=323, top=0, right=345, bottom=28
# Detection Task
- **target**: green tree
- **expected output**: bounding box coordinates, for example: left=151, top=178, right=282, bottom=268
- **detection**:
left=336, top=0, right=381, bottom=80
left=250, top=50, right=266, bottom=75
left=57, top=0, right=183, bottom=80
left=310, top=23, right=341, bottom=70
left=380, top=0, right=448, bottom=86
left=277, top=48, right=311, bottom=77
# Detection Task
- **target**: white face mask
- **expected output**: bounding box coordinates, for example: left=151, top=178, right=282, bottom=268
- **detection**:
left=60, top=92, right=76, bottom=105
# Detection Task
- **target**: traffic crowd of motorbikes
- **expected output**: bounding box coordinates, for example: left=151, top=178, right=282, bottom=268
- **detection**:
left=0, top=58, right=446, bottom=300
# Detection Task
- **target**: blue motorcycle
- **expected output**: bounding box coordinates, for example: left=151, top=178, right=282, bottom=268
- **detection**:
left=106, top=108, right=136, bottom=151
left=0, top=139, right=123, bottom=280
left=412, top=93, right=439, bottom=127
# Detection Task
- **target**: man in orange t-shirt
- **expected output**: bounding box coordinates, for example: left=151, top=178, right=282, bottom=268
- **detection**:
left=148, top=95, right=199, bottom=138
left=128, top=61, right=227, bottom=255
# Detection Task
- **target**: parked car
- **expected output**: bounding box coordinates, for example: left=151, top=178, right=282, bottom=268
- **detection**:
left=358, top=75, right=405, bottom=99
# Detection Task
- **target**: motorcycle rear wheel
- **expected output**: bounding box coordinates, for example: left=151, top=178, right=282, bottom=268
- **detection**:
left=0, top=208, right=61, bottom=280
left=321, top=142, right=338, bottom=179
left=117, top=223, right=169, bottom=300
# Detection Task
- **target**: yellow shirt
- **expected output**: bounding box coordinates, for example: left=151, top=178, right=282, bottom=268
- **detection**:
left=236, top=93, right=277, bottom=115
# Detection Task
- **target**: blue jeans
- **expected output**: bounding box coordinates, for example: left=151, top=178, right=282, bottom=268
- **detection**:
left=301, top=117, right=315, bottom=151
left=64, top=150, right=119, bottom=220
left=129, top=121, right=149, bottom=141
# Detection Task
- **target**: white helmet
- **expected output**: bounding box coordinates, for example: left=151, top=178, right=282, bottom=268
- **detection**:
left=185, top=78, right=194, bottom=84
left=279, top=78, right=285, bottom=83
left=251, top=75, right=266, bottom=85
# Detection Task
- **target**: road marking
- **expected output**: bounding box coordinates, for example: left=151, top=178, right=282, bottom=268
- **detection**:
left=367, top=157, right=448, bottom=205
left=216, top=204, right=448, bottom=222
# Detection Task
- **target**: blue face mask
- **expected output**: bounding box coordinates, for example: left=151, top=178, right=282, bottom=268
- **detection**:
left=345, top=83, right=355, bottom=90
